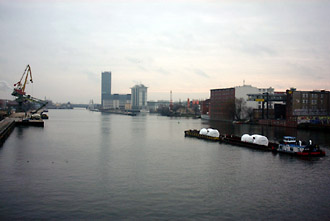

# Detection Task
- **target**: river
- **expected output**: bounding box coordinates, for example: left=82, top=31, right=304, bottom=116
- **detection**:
left=0, top=109, right=329, bottom=220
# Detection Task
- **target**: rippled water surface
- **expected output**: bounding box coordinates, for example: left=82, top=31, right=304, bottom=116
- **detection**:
left=1, top=109, right=330, bottom=220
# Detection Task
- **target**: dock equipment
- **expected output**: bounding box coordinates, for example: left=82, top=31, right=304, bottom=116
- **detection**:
left=11, top=65, right=48, bottom=113
left=12, top=64, right=33, bottom=96
left=247, top=92, right=287, bottom=119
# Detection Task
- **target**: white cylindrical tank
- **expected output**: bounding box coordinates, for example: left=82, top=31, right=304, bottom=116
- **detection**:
left=207, top=129, right=220, bottom=138
left=199, top=128, right=208, bottom=135
left=241, top=134, right=253, bottom=143
left=252, top=134, right=269, bottom=146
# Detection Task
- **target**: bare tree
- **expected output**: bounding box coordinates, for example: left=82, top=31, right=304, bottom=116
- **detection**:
left=235, top=98, right=247, bottom=120
left=246, top=107, right=254, bottom=121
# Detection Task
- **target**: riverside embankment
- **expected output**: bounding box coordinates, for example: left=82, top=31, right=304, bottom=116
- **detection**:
left=0, top=118, right=16, bottom=146
left=0, top=113, right=44, bottom=146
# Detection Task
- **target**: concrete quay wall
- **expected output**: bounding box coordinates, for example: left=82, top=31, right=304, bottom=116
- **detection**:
left=0, top=118, right=16, bottom=146
left=1, top=113, right=44, bottom=146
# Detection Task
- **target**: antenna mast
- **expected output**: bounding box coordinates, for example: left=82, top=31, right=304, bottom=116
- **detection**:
left=170, top=90, right=173, bottom=110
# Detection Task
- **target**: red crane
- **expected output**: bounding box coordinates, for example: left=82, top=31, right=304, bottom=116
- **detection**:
left=12, top=64, right=33, bottom=96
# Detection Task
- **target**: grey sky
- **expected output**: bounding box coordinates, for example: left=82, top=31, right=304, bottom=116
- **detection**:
left=1, top=0, right=330, bottom=103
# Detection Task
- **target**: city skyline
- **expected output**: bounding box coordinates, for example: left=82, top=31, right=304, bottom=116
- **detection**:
left=1, top=0, right=330, bottom=103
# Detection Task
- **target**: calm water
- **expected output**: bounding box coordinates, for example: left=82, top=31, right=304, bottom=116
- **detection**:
left=1, top=109, right=330, bottom=220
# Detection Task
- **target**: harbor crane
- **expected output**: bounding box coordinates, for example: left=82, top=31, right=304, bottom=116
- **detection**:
left=12, top=64, right=33, bottom=96
left=11, top=65, right=48, bottom=115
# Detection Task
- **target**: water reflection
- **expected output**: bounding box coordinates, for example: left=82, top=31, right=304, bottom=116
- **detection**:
left=1, top=110, right=329, bottom=220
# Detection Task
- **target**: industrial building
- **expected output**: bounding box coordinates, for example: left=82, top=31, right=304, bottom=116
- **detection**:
left=131, top=84, right=148, bottom=110
left=286, top=89, right=330, bottom=127
left=210, top=88, right=235, bottom=121
left=235, top=85, right=275, bottom=110
left=147, top=100, right=170, bottom=112
left=107, top=94, right=131, bottom=110
left=209, top=85, right=275, bottom=121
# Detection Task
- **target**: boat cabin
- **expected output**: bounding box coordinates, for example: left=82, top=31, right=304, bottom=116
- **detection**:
left=282, top=136, right=297, bottom=144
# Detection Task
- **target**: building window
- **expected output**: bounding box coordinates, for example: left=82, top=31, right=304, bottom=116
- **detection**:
left=311, top=94, right=318, bottom=99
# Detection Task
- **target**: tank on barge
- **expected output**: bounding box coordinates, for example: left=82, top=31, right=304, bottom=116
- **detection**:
left=220, top=134, right=277, bottom=151
left=184, top=128, right=220, bottom=141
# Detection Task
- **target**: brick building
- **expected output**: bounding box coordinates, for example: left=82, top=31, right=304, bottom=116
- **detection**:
left=210, top=88, right=235, bottom=121
left=286, top=89, right=330, bottom=126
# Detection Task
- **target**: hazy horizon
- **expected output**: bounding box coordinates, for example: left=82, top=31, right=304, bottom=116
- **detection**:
left=1, top=0, right=330, bottom=103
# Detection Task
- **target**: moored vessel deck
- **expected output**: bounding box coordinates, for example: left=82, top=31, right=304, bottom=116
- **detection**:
left=184, top=129, right=326, bottom=157
left=15, top=119, right=44, bottom=127
left=220, top=134, right=276, bottom=151
left=184, top=129, right=220, bottom=141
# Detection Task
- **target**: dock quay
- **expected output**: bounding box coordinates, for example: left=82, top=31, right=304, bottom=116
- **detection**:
left=15, top=119, right=44, bottom=127
left=0, top=112, right=45, bottom=146
left=0, top=118, right=16, bottom=146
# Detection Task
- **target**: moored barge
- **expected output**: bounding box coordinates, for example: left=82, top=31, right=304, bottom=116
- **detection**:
left=220, top=134, right=277, bottom=151
left=184, top=129, right=220, bottom=141
left=184, top=129, right=326, bottom=157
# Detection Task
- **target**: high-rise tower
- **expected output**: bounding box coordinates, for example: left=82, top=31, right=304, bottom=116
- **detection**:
left=101, top=71, right=111, bottom=107
left=131, top=84, right=148, bottom=110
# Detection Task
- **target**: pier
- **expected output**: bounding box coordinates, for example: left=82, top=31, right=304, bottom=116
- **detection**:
left=0, top=118, right=16, bottom=146
left=0, top=112, right=44, bottom=146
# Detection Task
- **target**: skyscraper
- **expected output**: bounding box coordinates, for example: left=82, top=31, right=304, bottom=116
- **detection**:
left=131, top=84, right=148, bottom=110
left=101, top=71, right=111, bottom=107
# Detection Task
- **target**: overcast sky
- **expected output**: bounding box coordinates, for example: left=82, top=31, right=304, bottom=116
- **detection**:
left=1, top=0, right=330, bottom=103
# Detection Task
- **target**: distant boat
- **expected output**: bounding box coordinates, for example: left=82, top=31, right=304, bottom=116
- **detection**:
left=140, top=109, right=149, bottom=113
left=201, top=114, right=210, bottom=120
left=41, top=113, right=49, bottom=119
left=233, top=120, right=249, bottom=124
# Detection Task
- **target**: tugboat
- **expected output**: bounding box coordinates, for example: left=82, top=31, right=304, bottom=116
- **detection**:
left=277, top=136, right=326, bottom=157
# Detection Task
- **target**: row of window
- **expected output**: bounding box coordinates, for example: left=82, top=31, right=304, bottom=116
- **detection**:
left=300, top=106, right=322, bottom=110
left=300, top=100, right=324, bottom=105
left=258, top=89, right=272, bottom=92
left=302, top=93, right=325, bottom=99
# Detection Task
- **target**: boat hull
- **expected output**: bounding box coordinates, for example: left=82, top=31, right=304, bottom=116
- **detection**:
left=276, top=141, right=326, bottom=157
left=296, top=151, right=326, bottom=157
